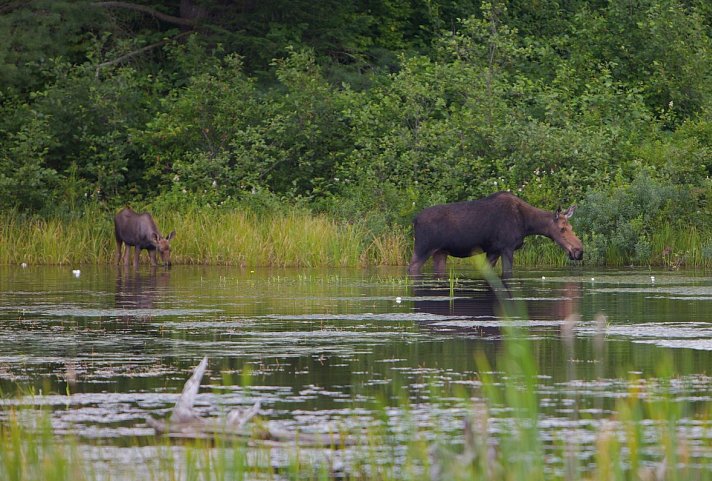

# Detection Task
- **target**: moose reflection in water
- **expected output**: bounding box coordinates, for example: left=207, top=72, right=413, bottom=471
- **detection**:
left=115, top=267, right=170, bottom=321
left=412, top=279, right=582, bottom=337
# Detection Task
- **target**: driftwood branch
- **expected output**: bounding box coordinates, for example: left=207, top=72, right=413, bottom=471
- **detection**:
left=92, top=1, right=196, bottom=26
left=171, top=355, right=208, bottom=423
left=94, top=31, right=192, bottom=74
left=146, top=357, right=358, bottom=447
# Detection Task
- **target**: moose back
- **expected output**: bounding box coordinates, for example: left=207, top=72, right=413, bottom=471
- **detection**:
left=407, top=192, right=583, bottom=277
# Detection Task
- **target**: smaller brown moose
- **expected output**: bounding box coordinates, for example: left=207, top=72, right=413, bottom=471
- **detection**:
left=114, top=207, right=175, bottom=267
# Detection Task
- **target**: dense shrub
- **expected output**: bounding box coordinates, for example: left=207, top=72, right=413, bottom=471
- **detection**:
left=575, top=172, right=701, bottom=265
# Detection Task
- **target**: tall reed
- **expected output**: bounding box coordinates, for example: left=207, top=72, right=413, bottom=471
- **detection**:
left=1, top=205, right=711, bottom=268
left=0, top=206, right=396, bottom=267
left=0, top=208, right=113, bottom=265
left=165, top=208, right=371, bottom=267
left=3, top=349, right=712, bottom=479
left=513, top=236, right=571, bottom=267
left=0, top=411, right=88, bottom=481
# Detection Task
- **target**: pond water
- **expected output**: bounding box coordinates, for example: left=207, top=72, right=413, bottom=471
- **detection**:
left=2, top=265, right=712, bottom=476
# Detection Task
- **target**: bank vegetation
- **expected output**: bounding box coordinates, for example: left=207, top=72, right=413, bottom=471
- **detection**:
left=1, top=1, right=711, bottom=267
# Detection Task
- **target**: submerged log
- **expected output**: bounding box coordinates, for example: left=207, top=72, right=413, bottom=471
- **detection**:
left=146, top=357, right=357, bottom=447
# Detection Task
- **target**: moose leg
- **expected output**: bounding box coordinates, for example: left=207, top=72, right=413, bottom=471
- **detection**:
left=407, top=252, right=428, bottom=275
left=149, top=249, right=158, bottom=267
left=432, top=250, right=448, bottom=276
left=407, top=256, right=424, bottom=275
left=123, top=246, right=132, bottom=266
left=115, top=239, right=124, bottom=265
left=133, top=246, right=141, bottom=268
left=501, top=250, right=514, bottom=279
left=486, top=252, right=500, bottom=269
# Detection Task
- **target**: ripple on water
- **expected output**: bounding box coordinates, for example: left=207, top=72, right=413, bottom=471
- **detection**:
left=4, top=267, right=712, bottom=475
left=637, top=339, right=712, bottom=351
left=577, top=321, right=712, bottom=350
left=430, top=319, right=567, bottom=329
left=591, top=285, right=712, bottom=298
left=21, top=306, right=222, bottom=318
left=262, top=312, right=459, bottom=322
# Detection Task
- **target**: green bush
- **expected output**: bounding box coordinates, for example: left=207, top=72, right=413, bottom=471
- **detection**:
left=576, top=172, right=702, bottom=265
left=0, top=109, right=58, bottom=212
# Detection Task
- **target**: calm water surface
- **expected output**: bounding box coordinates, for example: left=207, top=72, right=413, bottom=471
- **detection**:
left=1, top=265, right=712, bottom=476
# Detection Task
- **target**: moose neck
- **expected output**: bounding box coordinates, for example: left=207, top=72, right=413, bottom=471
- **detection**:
left=523, top=205, right=556, bottom=239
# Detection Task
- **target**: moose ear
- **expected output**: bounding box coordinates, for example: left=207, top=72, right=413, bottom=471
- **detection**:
left=554, top=207, right=562, bottom=220
left=166, top=230, right=176, bottom=241
left=564, top=205, right=576, bottom=219
left=152, top=232, right=160, bottom=243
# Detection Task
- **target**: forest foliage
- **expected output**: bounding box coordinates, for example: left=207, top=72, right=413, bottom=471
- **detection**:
left=1, top=0, right=711, bottom=265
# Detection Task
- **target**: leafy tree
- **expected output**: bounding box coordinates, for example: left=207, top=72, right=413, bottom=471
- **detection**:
left=0, top=105, right=58, bottom=211
left=139, top=48, right=351, bottom=202
left=0, top=1, right=106, bottom=95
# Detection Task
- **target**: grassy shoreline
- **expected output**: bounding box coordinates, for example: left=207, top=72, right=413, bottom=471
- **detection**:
left=0, top=207, right=409, bottom=268
left=0, top=206, right=710, bottom=269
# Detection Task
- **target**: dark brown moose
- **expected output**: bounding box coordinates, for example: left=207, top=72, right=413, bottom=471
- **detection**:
left=114, top=207, right=175, bottom=267
left=407, top=191, right=583, bottom=277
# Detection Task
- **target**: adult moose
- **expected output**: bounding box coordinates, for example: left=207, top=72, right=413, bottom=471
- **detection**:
left=114, top=207, right=176, bottom=267
left=407, top=192, right=583, bottom=278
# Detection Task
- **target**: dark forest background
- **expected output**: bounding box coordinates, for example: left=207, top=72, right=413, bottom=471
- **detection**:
left=1, top=0, right=711, bottom=263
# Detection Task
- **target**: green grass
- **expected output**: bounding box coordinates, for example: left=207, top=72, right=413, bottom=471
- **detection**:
left=0, top=411, right=89, bottom=481
left=163, top=208, right=368, bottom=267
left=0, top=205, right=410, bottom=268
left=1, top=204, right=711, bottom=268
left=509, top=226, right=712, bottom=269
